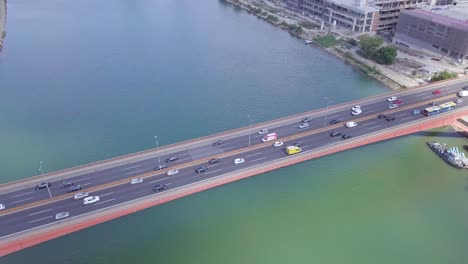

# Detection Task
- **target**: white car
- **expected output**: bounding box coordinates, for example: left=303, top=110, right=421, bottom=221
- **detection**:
left=273, top=141, right=284, bottom=147
left=0, top=203, right=5, bottom=211
left=387, top=96, right=397, bottom=102
left=345, top=121, right=357, bottom=128
left=351, top=109, right=362, bottom=116
left=55, top=212, right=69, bottom=220
left=458, top=90, right=468, bottom=97
left=130, top=178, right=143, bottom=184
left=74, top=192, right=89, bottom=200
left=234, top=158, right=245, bottom=165
left=351, top=105, right=361, bottom=111
left=166, top=169, right=179, bottom=176
left=388, top=103, right=398, bottom=109
left=83, top=196, right=100, bottom=205
left=298, top=122, right=309, bottom=129
left=258, top=128, right=268, bottom=135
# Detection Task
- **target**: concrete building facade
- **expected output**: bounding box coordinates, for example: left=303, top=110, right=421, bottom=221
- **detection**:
left=0, top=0, right=6, bottom=51
left=393, top=8, right=468, bottom=61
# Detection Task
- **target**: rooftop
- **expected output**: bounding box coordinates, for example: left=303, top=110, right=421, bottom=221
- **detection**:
left=404, top=6, right=468, bottom=28
left=330, top=0, right=380, bottom=13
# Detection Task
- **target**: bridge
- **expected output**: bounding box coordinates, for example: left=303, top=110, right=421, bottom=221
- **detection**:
left=0, top=78, right=467, bottom=256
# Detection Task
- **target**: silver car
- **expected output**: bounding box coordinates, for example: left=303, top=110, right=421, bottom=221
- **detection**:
left=55, top=212, right=69, bottom=220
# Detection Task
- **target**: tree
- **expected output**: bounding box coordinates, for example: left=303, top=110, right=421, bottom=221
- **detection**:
left=358, top=35, right=383, bottom=58
left=374, top=46, right=397, bottom=65
left=431, top=70, right=457, bottom=82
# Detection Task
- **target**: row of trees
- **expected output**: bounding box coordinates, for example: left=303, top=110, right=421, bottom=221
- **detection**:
left=358, top=35, right=397, bottom=65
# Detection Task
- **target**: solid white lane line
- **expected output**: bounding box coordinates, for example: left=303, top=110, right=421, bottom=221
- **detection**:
left=81, top=183, right=92, bottom=187
left=28, top=216, right=53, bottom=224
left=28, top=209, right=53, bottom=216
left=205, top=169, right=222, bottom=175
left=249, top=157, right=267, bottom=163
left=362, top=121, right=377, bottom=126
left=99, top=192, right=114, bottom=197
left=394, top=113, right=407, bottom=117
left=74, top=177, right=91, bottom=182
left=149, top=177, right=169, bottom=184
left=420, top=95, right=433, bottom=100
left=124, top=169, right=144, bottom=175
left=94, top=199, right=116, bottom=206
left=121, top=165, right=142, bottom=171
left=179, top=157, right=192, bottom=162
left=401, top=116, right=413, bottom=121
left=246, top=152, right=263, bottom=157
left=178, top=153, right=189, bottom=157
left=327, top=114, right=340, bottom=119
left=11, top=197, right=33, bottom=204
left=11, top=191, right=34, bottom=198
left=367, top=125, right=381, bottom=130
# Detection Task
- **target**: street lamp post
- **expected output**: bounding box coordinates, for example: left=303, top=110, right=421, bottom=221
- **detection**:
left=39, top=161, right=53, bottom=199
left=323, top=97, right=332, bottom=128
left=248, top=114, right=253, bottom=148
left=154, top=136, right=161, bottom=169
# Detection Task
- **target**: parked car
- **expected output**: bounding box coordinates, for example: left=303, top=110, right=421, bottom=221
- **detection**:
left=301, top=117, right=312, bottom=123
left=329, top=119, right=340, bottom=125
left=234, top=158, right=245, bottom=165
left=55, top=212, right=70, bottom=220
left=412, top=109, right=421, bottom=115
left=298, top=122, right=309, bottom=129
left=61, top=181, right=73, bottom=188
left=212, top=140, right=225, bottom=146
left=153, top=164, right=168, bottom=171
left=387, top=96, right=397, bottom=102
left=341, top=134, right=352, bottom=140
left=130, top=178, right=143, bottom=184
left=258, top=128, right=268, bottom=135
left=195, top=166, right=208, bottom=174
left=166, top=169, right=179, bottom=176
left=432, top=90, right=441, bottom=95
left=69, top=185, right=82, bottom=193
left=74, top=192, right=89, bottom=200
left=273, top=141, right=284, bottom=147
left=330, top=131, right=341, bottom=137
left=345, top=121, right=357, bottom=128
left=166, top=156, right=179, bottom=163
left=83, top=196, right=100, bottom=205
left=208, top=158, right=220, bottom=164
left=35, top=182, right=51, bottom=190
left=388, top=103, right=398, bottom=109
left=153, top=184, right=167, bottom=192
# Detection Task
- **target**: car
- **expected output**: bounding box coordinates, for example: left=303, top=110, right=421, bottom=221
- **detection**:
left=209, top=158, right=220, bottom=164
left=341, top=134, right=352, bottom=140
left=55, top=212, right=70, bottom=220
left=377, top=114, right=387, bottom=119
left=412, top=109, right=421, bottom=115
left=394, top=99, right=403, bottom=104
left=234, top=158, right=245, bottom=165
left=388, top=103, right=398, bottom=109
left=458, top=90, right=468, bottom=97
left=345, top=121, right=357, bottom=128
left=432, top=90, right=441, bottom=95
left=35, top=182, right=51, bottom=190
left=292, top=142, right=302, bottom=148
left=212, top=140, right=225, bottom=146
left=83, top=196, right=100, bottom=205
left=153, top=164, right=168, bottom=171
left=385, top=116, right=395, bottom=121
left=387, top=96, right=397, bottom=102
left=61, top=181, right=73, bottom=188
left=351, top=105, right=361, bottom=111
left=130, top=178, right=143, bottom=184
left=195, top=166, right=208, bottom=174
left=455, top=98, right=463, bottom=104
left=153, top=184, right=167, bottom=192
left=166, top=169, right=179, bottom=176
left=166, top=156, right=179, bottom=163
left=429, top=102, right=437, bottom=106
left=329, top=119, right=340, bottom=125
left=0, top=203, right=5, bottom=211
left=298, top=122, right=309, bottom=129
left=74, top=192, right=89, bottom=200
left=69, top=185, right=82, bottom=193
left=301, top=117, right=312, bottom=123
left=273, top=141, right=284, bottom=147
left=258, top=129, right=268, bottom=135
left=351, top=109, right=362, bottom=116
left=330, top=131, right=341, bottom=137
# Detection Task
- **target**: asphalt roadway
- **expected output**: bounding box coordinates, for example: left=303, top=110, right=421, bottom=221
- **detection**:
left=0, top=81, right=467, bottom=238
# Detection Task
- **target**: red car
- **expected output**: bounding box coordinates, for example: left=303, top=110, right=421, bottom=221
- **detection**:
left=432, top=90, right=441, bottom=95
left=394, top=99, right=403, bottom=104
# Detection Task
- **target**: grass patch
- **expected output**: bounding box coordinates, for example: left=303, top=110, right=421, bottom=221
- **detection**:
left=314, top=35, right=339, bottom=48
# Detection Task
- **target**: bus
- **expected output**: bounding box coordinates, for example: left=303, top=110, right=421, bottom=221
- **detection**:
left=439, top=102, right=456, bottom=113
left=423, top=101, right=456, bottom=116
left=423, top=106, right=440, bottom=116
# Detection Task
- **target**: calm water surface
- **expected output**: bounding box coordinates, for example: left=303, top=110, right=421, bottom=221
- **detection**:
left=1, top=0, right=467, bottom=263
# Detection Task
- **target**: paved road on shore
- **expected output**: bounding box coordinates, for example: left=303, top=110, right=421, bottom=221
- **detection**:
left=0, top=81, right=467, bottom=238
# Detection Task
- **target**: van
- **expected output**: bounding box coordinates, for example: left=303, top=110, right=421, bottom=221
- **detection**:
left=261, top=133, right=278, bottom=142
left=285, top=146, right=302, bottom=155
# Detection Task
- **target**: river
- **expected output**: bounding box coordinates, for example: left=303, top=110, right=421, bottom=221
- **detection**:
left=1, top=0, right=467, bottom=263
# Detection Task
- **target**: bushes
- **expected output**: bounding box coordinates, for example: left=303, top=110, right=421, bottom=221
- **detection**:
left=431, top=71, right=457, bottom=82
left=358, top=34, right=397, bottom=65
left=288, top=24, right=302, bottom=35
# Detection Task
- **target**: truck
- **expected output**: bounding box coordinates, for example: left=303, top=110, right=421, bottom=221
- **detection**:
left=261, top=133, right=278, bottom=143
left=285, top=145, right=302, bottom=155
